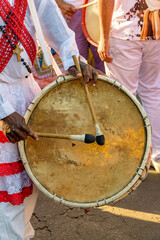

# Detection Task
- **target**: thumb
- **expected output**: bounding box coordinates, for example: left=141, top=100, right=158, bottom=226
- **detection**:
left=67, top=66, right=82, bottom=78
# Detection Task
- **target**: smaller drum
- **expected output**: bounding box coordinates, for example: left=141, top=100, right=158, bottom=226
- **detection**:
left=82, top=0, right=100, bottom=47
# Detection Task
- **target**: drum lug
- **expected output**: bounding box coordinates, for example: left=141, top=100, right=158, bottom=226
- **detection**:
left=104, top=198, right=107, bottom=204
left=52, top=194, right=57, bottom=200
left=112, top=80, right=116, bottom=86
left=56, top=75, right=66, bottom=85
left=139, top=165, right=149, bottom=181
left=118, top=84, right=122, bottom=90
left=96, top=200, right=99, bottom=207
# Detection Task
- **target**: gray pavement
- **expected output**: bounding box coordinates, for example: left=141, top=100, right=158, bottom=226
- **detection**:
left=32, top=168, right=160, bottom=240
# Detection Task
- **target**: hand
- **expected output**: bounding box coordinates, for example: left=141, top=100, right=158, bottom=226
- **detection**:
left=1, top=112, right=38, bottom=143
left=67, top=61, right=98, bottom=86
left=59, top=1, right=76, bottom=20
left=98, top=38, right=113, bottom=63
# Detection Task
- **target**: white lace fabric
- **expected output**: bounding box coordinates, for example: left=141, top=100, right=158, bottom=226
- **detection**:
left=0, top=75, right=40, bottom=196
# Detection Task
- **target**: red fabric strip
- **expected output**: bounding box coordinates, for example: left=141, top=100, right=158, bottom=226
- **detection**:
left=0, top=160, right=25, bottom=176
left=0, top=131, right=10, bottom=143
left=0, top=0, right=37, bottom=73
left=0, top=185, right=33, bottom=205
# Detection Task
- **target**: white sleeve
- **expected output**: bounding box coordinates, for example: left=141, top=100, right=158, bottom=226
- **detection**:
left=0, top=93, right=15, bottom=119
left=35, top=0, right=80, bottom=70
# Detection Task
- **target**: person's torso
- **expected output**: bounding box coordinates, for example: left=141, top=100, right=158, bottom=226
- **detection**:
left=111, top=0, right=160, bottom=41
left=0, top=0, right=37, bottom=83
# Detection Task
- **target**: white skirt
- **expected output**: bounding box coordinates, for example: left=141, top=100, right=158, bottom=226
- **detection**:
left=0, top=75, right=41, bottom=205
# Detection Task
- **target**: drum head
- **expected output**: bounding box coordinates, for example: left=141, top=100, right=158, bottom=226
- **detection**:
left=19, top=76, right=151, bottom=207
left=82, top=0, right=100, bottom=47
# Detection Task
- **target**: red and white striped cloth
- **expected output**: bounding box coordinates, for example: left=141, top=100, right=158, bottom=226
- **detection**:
left=0, top=131, right=33, bottom=205
left=0, top=75, right=40, bottom=205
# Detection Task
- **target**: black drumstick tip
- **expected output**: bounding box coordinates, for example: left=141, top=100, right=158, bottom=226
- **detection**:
left=84, top=134, right=96, bottom=143
left=96, top=135, right=105, bottom=145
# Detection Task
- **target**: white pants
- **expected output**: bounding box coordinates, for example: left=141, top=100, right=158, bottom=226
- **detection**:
left=105, top=38, right=160, bottom=155
left=0, top=185, right=38, bottom=240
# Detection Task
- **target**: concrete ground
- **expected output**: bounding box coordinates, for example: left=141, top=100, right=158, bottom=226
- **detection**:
left=32, top=167, right=160, bottom=240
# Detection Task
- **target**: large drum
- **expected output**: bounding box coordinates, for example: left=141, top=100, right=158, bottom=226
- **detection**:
left=82, top=0, right=100, bottom=47
left=19, top=75, right=151, bottom=208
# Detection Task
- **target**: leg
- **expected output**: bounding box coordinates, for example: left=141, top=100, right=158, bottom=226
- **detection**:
left=0, top=202, right=25, bottom=240
left=138, top=40, right=160, bottom=170
left=0, top=186, right=38, bottom=240
left=90, top=44, right=105, bottom=73
left=66, top=10, right=89, bottom=60
left=106, top=38, right=143, bottom=96
left=24, top=185, right=39, bottom=240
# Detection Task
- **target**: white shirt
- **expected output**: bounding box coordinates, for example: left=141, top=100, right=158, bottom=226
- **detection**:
left=0, top=0, right=79, bottom=119
left=146, top=0, right=160, bottom=10
left=110, top=0, right=160, bottom=41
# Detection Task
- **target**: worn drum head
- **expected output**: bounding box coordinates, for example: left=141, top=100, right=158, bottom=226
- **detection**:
left=19, top=75, right=151, bottom=208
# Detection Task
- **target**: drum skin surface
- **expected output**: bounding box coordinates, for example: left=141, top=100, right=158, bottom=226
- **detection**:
left=23, top=76, right=149, bottom=206
left=82, top=0, right=100, bottom=46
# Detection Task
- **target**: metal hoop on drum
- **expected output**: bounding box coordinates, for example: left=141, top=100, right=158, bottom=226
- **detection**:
left=18, top=75, right=151, bottom=208
left=81, top=0, right=100, bottom=47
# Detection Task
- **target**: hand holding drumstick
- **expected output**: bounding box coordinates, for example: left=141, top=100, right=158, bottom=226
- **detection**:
left=72, top=55, right=105, bottom=145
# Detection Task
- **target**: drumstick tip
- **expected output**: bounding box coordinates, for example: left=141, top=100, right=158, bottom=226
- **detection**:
left=96, top=135, right=105, bottom=145
left=84, top=134, right=96, bottom=143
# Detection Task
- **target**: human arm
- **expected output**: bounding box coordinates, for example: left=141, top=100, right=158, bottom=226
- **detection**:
left=98, top=0, right=115, bottom=63
left=55, top=0, right=76, bottom=20
left=35, top=0, right=98, bottom=85
left=0, top=93, right=38, bottom=143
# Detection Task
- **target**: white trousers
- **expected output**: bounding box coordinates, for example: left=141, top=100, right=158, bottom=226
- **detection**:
left=105, top=38, right=160, bottom=155
left=0, top=185, right=38, bottom=240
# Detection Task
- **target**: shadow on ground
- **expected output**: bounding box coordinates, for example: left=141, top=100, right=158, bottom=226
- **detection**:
left=32, top=169, right=160, bottom=240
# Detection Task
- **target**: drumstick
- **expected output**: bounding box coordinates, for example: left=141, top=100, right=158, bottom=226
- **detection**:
left=36, top=132, right=96, bottom=144
left=76, top=0, right=98, bottom=10
left=72, top=55, right=105, bottom=146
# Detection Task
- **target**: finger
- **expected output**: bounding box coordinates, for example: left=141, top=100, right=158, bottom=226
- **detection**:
left=13, top=129, right=28, bottom=141
left=100, top=51, right=113, bottom=63
left=65, top=14, right=72, bottom=20
left=66, top=10, right=75, bottom=16
left=91, top=68, right=98, bottom=86
left=104, top=55, right=113, bottom=63
left=68, top=66, right=82, bottom=78
left=22, top=125, right=38, bottom=141
left=6, top=132, right=19, bottom=143
left=69, top=6, right=76, bottom=13
left=99, top=52, right=107, bottom=62
left=82, top=67, right=90, bottom=85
